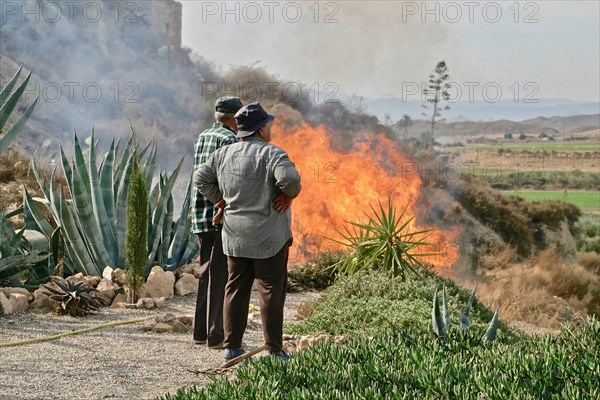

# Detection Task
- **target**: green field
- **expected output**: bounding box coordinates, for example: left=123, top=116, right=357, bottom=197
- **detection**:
left=470, top=168, right=598, bottom=177
left=505, top=190, right=600, bottom=211
left=454, top=141, right=600, bottom=152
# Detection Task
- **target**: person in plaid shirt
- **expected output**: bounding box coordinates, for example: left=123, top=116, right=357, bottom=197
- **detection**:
left=192, top=96, right=243, bottom=348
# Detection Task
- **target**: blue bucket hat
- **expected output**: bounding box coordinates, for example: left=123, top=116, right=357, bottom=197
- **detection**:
left=234, top=102, right=275, bottom=138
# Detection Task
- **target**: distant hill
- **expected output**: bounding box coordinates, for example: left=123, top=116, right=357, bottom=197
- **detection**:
left=387, top=114, right=600, bottom=139
left=355, top=96, right=600, bottom=124
left=520, top=114, right=600, bottom=133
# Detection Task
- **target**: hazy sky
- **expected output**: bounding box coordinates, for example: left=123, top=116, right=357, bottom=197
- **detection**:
left=181, top=1, right=600, bottom=102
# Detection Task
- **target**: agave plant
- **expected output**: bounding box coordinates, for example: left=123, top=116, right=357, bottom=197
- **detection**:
left=0, top=211, right=52, bottom=288
left=42, top=277, right=105, bottom=316
left=329, top=199, right=436, bottom=279
left=27, top=130, right=198, bottom=277
left=432, top=285, right=499, bottom=342
left=0, top=65, right=38, bottom=156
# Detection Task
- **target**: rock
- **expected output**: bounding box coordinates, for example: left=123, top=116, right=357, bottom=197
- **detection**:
left=171, top=320, right=189, bottom=333
left=163, top=313, right=176, bottom=323
left=296, top=336, right=310, bottom=351
left=110, top=293, right=128, bottom=307
left=177, top=263, right=198, bottom=278
left=95, top=279, right=116, bottom=305
left=0, top=287, right=33, bottom=302
left=139, top=266, right=174, bottom=299
left=154, top=297, right=166, bottom=308
left=66, top=273, right=85, bottom=285
left=96, top=278, right=114, bottom=291
left=537, top=220, right=577, bottom=261
left=247, top=313, right=260, bottom=328
left=152, top=323, right=172, bottom=333
left=0, top=292, right=14, bottom=315
left=136, top=298, right=156, bottom=310
left=282, top=341, right=296, bottom=353
left=83, top=276, right=102, bottom=288
left=175, top=315, right=193, bottom=327
left=141, top=317, right=158, bottom=331
left=9, top=293, right=29, bottom=313
left=30, top=286, right=58, bottom=310
left=295, top=334, right=333, bottom=351
left=102, top=266, right=114, bottom=281
left=287, top=278, right=304, bottom=292
left=174, top=273, right=198, bottom=296
left=112, top=268, right=126, bottom=286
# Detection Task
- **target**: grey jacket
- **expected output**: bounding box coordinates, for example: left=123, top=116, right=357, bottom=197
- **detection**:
left=194, top=137, right=301, bottom=259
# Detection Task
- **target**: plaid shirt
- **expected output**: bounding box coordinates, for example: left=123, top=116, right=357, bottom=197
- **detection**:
left=192, top=123, right=237, bottom=233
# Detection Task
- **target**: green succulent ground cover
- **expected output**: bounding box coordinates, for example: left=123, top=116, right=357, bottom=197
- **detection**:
left=161, top=318, right=598, bottom=399
left=155, top=271, right=600, bottom=399
left=285, top=270, right=512, bottom=340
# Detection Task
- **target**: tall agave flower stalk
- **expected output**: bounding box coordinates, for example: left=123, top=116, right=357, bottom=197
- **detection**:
left=27, top=131, right=198, bottom=276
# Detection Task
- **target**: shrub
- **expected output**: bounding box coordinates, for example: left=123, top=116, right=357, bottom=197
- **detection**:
left=456, top=182, right=534, bottom=257
left=573, top=214, right=600, bottom=253
left=288, top=251, right=343, bottom=290
left=527, top=200, right=580, bottom=230
left=124, top=152, right=148, bottom=303
left=577, top=251, right=600, bottom=274
left=455, top=182, right=582, bottom=258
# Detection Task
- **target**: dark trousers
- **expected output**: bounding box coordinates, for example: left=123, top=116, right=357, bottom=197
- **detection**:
left=193, top=229, right=228, bottom=345
left=223, top=242, right=290, bottom=353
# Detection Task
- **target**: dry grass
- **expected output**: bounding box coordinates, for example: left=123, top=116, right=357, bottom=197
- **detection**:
left=0, top=149, right=48, bottom=228
left=458, top=247, right=600, bottom=330
left=577, top=251, right=600, bottom=274
left=0, top=149, right=31, bottom=183
left=453, top=150, right=600, bottom=173
left=479, top=245, right=517, bottom=270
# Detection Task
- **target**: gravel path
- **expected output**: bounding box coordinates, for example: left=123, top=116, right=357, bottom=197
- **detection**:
left=0, top=291, right=320, bottom=400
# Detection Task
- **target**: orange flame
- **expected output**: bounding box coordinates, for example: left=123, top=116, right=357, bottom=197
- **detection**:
left=272, top=122, right=459, bottom=274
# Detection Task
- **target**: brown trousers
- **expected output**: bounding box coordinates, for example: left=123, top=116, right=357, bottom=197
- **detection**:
left=223, top=241, right=290, bottom=353
left=193, top=229, right=228, bottom=346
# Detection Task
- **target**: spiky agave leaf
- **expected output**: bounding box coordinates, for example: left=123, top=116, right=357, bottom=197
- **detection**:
left=483, top=308, right=500, bottom=342
left=0, top=68, right=38, bottom=156
left=443, top=284, right=451, bottom=330
left=329, top=198, right=436, bottom=279
left=460, top=285, right=477, bottom=330
left=432, top=290, right=446, bottom=338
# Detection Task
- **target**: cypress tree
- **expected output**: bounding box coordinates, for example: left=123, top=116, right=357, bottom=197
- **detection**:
left=125, top=152, right=148, bottom=303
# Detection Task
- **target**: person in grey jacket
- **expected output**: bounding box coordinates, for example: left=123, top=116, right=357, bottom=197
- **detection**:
left=194, top=102, right=301, bottom=361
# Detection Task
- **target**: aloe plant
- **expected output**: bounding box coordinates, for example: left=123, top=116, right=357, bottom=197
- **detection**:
left=28, top=130, right=199, bottom=277
left=329, top=199, right=436, bottom=279
left=0, top=65, right=38, bottom=156
left=432, top=285, right=499, bottom=342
